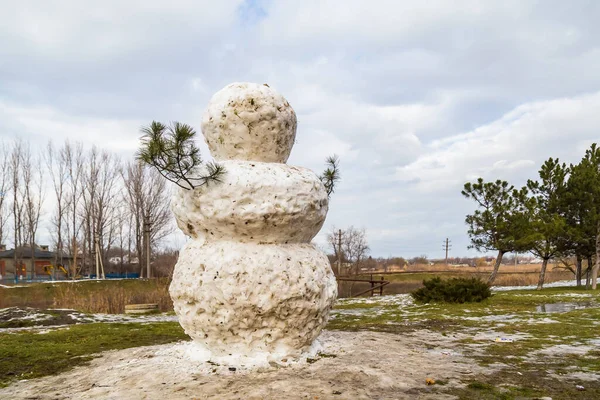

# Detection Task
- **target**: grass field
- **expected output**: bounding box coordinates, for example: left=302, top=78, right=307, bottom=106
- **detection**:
left=0, top=322, right=186, bottom=387
left=339, top=267, right=575, bottom=297
left=1, top=266, right=577, bottom=310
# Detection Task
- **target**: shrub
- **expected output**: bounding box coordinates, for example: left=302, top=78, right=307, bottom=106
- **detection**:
left=411, top=277, right=491, bottom=304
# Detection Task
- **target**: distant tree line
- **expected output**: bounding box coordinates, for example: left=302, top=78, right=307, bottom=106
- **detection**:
left=463, top=143, right=600, bottom=289
left=0, top=139, right=173, bottom=279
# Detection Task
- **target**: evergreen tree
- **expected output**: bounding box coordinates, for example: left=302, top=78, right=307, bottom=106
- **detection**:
left=462, top=178, right=530, bottom=284
left=577, top=144, right=600, bottom=289
left=524, top=158, right=569, bottom=289
left=562, top=153, right=598, bottom=286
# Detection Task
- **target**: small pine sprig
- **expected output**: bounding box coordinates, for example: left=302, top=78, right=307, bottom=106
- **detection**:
left=320, top=155, right=340, bottom=198
left=137, top=121, right=225, bottom=190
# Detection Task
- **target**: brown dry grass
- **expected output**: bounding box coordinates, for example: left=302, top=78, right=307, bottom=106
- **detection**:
left=345, top=266, right=576, bottom=297
left=52, top=279, right=173, bottom=314
left=491, top=270, right=573, bottom=286
left=403, top=263, right=547, bottom=273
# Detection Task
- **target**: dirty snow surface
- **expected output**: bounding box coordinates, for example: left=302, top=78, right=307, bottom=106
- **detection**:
left=0, top=330, right=484, bottom=400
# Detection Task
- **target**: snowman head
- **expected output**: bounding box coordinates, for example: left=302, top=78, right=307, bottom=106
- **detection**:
left=201, top=82, right=297, bottom=163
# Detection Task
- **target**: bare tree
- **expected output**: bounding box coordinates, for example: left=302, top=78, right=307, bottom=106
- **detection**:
left=94, top=150, right=122, bottom=269
left=46, top=141, right=69, bottom=273
left=0, top=143, right=11, bottom=247
left=113, top=204, right=130, bottom=275
left=328, top=226, right=370, bottom=275
left=63, top=141, right=85, bottom=278
left=22, top=144, right=44, bottom=278
left=123, top=162, right=144, bottom=277
left=81, top=147, right=122, bottom=278
left=123, top=162, right=173, bottom=278
left=10, top=140, right=25, bottom=279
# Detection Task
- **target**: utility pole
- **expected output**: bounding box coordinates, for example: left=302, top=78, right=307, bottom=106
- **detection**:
left=443, top=238, right=452, bottom=265
left=94, top=233, right=105, bottom=280
left=337, top=229, right=342, bottom=276
left=72, top=236, right=77, bottom=280
left=95, top=233, right=99, bottom=280
left=145, top=221, right=151, bottom=279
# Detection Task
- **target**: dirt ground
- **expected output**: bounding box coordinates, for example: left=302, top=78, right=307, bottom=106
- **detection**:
left=0, top=330, right=488, bottom=400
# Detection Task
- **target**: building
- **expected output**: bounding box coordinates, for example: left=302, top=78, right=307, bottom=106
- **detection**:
left=0, top=245, right=71, bottom=281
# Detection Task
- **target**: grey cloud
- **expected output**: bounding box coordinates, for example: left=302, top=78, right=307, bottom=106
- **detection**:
left=1, top=0, right=599, bottom=258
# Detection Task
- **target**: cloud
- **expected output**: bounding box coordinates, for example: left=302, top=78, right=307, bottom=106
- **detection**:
left=1, top=0, right=599, bottom=258
left=397, top=92, right=600, bottom=193
left=0, top=100, right=143, bottom=155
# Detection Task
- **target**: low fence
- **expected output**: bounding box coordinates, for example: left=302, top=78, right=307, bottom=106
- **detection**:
left=337, top=275, right=390, bottom=298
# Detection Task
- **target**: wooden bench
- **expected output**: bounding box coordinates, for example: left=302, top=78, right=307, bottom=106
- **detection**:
left=124, top=303, right=159, bottom=314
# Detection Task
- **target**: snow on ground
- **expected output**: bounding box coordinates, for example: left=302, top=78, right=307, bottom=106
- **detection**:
left=87, top=313, right=178, bottom=324
left=491, top=279, right=578, bottom=291
left=0, top=330, right=487, bottom=400
left=0, top=307, right=178, bottom=333
left=337, top=293, right=416, bottom=307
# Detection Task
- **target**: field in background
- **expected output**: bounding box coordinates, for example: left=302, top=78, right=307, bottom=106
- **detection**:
left=0, top=279, right=172, bottom=313
left=339, top=264, right=574, bottom=297
left=1, top=263, right=577, bottom=310
left=384, top=262, right=561, bottom=273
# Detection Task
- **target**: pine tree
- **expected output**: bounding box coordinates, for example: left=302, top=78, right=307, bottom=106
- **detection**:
left=524, top=158, right=569, bottom=289
left=562, top=153, right=598, bottom=286
left=577, top=144, right=600, bottom=289
left=462, top=178, right=530, bottom=284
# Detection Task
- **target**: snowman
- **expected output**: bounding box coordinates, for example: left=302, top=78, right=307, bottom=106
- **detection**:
left=170, top=82, right=337, bottom=365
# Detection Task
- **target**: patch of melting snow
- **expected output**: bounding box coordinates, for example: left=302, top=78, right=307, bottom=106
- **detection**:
left=332, top=294, right=425, bottom=318
left=471, top=330, right=532, bottom=342
left=337, top=293, right=416, bottom=308
left=532, top=344, right=594, bottom=357
left=0, top=307, right=54, bottom=322
left=0, top=307, right=179, bottom=333
left=3, top=325, right=72, bottom=334
left=523, top=317, right=560, bottom=324
left=89, top=313, right=178, bottom=323
left=461, top=314, right=521, bottom=323
left=510, top=293, right=594, bottom=298
left=492, top=280, right=578, bottom=291
left=552, top=370, right=600, bottom=382
left=330, top=308, right=381, bottom=317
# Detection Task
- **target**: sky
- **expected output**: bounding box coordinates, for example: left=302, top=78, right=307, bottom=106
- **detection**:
left=1, top=0, right=599, bottom=259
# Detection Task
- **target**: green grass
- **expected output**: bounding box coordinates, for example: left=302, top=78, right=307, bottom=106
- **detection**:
left=452, top=380, right=544, bottom=400
left=0, top=322, right=187, bottom=387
